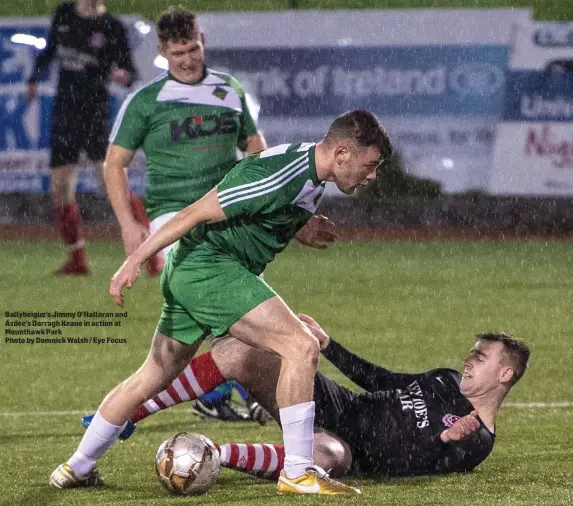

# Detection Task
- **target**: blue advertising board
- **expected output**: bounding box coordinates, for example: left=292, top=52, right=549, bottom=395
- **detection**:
left=208, top=45, right=509, bottom=118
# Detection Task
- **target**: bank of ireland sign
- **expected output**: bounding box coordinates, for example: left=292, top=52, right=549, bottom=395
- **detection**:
left=208, top=45, right=509, bottom=118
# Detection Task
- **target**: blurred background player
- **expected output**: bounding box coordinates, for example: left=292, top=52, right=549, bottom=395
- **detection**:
left=103, top=6, right=335, bottom=422
left=121, top=315, right=530, bottom=479
left=25, top=0, right=137, bottom=275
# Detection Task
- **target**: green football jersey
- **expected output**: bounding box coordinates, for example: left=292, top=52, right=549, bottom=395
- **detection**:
left=110, top=69, right=258, bottom=221
left=174, top=143, right=326, bottom=275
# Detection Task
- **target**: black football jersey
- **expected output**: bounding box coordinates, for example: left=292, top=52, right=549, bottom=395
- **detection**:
left=322, top=339, right=495, bottom=477
left=29, top=2, right=135, bottom=94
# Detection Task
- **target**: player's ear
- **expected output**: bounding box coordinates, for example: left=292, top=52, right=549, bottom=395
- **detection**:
left=200, top=32, right=206, bottom=47
left=499, top=366, right=514, bottom=386
left=334, top=144, right=350, bottom=165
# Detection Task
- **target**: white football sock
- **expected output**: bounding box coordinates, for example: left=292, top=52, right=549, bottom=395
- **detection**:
left=279, top=401, right=315, bottom=479
left=67, top=411, right=127, bottom=477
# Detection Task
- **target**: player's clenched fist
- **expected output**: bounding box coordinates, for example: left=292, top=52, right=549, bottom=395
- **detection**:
left=440, top=410, right=481, bottom=443
left=109, top=257, right=141, bottom=307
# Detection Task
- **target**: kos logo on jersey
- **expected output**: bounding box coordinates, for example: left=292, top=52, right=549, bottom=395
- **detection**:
left=170, top=111, right=238, bottom=142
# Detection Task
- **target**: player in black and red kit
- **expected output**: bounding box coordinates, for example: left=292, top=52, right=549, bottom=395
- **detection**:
left=25, top=0, right=155, bottom=275
left=110, top=314, right=529, bottom=481
left=210, top=315, right=529, bottom=479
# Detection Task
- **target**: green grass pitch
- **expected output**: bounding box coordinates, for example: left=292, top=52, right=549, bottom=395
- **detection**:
left=1, top=240, right=572, bottom=505
left=2, top=0, right=572, bottom=500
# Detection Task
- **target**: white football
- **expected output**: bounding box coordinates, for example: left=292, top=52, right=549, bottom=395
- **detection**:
left=155, top=432, right=220, bottom=495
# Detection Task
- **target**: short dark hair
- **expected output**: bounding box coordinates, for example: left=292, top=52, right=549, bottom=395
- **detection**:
left=157, top=5, right=200, bottom=44
left=477, top=332, right=530, bottom=387
left=324, top=110, right=393, bottom=161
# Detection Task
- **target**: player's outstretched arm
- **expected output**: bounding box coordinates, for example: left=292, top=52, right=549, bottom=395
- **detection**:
left=109, top=189, right=226, bottom=306
left=104, top=144, right=148, bottom=255
left=302, top=315, right=421, bottom=392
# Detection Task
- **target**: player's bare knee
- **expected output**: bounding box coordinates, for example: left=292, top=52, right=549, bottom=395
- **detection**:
left=314, top=435, right=352, bottom=478
left=148, top=331, right=199, bottom=372
left=287, top=331, right=320, bottom=368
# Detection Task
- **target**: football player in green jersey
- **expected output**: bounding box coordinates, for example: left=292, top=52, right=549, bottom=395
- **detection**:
left=104, top=6, right=265, bottom=265
left=102, top=6, right=335, bottom=423
left=51, top=111, right=391, bottom=494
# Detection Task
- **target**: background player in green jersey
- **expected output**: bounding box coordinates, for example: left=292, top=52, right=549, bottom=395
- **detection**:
left=104, top=6, right=334, bottom=270
left=104, top=6, right=265, bottom=273
left=51, top=110, right=393, bottom=494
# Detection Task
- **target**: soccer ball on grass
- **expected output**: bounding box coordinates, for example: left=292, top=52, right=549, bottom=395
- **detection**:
left=155, top=432, right=220, bottom=495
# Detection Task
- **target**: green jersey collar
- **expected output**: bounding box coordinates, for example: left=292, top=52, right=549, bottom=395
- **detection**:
left=167, top=67, right=225, bottom=86
left=308, top=145, right=321, bottom=186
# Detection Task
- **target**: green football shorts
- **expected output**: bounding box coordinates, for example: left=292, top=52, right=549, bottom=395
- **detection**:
left=156, top=253, right=276, bottom=344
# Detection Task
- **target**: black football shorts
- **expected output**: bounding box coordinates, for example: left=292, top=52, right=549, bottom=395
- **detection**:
left=49, top=93, right=109, bottom=167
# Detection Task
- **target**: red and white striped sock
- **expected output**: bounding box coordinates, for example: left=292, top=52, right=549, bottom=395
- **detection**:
left=214, top=443, right=285, bottom=480
left=131, top=352, right=225, bottom=423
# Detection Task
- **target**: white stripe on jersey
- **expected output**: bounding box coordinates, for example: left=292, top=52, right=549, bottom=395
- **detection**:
left=219, top=153, right=308, bottom=200
left=199, top=73, right=228, bottom=86
left=109, top=72, right=167, bottom=143
left=156, top=79, right=242, bottom=111
left=219, top=155, right=309, bottom=204
left=220, top=163, right=309, bottom=208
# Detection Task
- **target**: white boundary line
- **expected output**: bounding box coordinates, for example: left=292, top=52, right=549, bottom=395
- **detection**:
left=0, top=402, right=571, bottom=417
left=504, top=402, right=573, bottom=409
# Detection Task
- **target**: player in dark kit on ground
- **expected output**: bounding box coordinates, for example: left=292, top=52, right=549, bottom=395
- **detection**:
left=210, top=315, right=530, bottom=478
left=25, top=0, right=141, bottom=275
left=121, top=314, right=530, bottom=479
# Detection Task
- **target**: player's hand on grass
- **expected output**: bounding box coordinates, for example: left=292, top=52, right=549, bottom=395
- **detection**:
left=109, top=257, right=141, bottom=307
left=295, top=214, right=339, bottom=249
left=121, top=221, right=150, bottom=256
left=298, top=313, right=330, bottom=350
left=440, top=410, right=480, bottom=443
